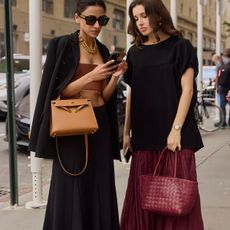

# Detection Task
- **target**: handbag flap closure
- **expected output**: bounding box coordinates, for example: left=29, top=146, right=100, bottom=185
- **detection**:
left=51, top=98, right=90, bottom=107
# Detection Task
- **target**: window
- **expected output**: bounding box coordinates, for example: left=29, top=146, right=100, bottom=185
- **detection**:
left=42, top=0, right=53, bottom=14
left=42, top=38, right=51, bottom=54
left=112, top=9, right=125, bottom=30
left=207, top=39, right=211, bottom=50
left=113, top=35, right=118, bottom=47
left=211, top=41, right=215, bottom=51
left=0, top=33, right=5, bottom=58
left=0, top=0, right=16, bottom=5
left=64, top=0, right=76, bottom=18
left=189, top=8, right=192, bottom=17
left=180, top=3, right=183, bottom=14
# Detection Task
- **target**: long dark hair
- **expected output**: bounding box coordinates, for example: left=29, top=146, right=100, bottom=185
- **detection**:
left=75, top=0, right=106, bottom=15
left=128, top=0, right=182, bottom=46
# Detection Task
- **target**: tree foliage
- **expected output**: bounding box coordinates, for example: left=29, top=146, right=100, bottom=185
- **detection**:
left=224, top=21, right=230, bottom=36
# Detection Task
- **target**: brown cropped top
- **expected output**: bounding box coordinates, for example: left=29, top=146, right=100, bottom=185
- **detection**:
left=72, top=63, right=102, bottom=92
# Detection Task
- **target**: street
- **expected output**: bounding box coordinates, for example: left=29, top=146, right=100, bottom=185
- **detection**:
left=0, top=120, right=230, bottom=229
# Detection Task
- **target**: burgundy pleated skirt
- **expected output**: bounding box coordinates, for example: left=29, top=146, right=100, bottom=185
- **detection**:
left=120, top=149, right=204, bottom=230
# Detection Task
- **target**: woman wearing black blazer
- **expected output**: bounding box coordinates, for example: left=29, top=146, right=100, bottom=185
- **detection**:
left=29, top=0, right=127, bottom=229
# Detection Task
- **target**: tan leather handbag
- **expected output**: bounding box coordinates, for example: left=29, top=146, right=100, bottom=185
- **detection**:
left=50, top=98, right=99, bottom=176
left=50, top=98, right=98, bottom=137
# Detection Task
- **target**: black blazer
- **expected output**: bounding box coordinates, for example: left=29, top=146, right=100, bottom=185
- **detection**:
left=29, top=31, right=121, bottom=160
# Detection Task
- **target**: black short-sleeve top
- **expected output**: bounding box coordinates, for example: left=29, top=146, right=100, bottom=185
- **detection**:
left=124, top=36, right=203, bottom=152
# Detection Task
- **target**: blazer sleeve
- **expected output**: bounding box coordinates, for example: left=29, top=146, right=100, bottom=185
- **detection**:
left=29, top=37, right=60, bottom=152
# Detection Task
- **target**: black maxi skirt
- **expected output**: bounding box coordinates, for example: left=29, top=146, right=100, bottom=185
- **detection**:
left=43, top=105, right=120, bottom=230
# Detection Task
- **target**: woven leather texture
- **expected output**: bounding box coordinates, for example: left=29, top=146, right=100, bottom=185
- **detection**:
left=139, top=174, right=198, bottom=216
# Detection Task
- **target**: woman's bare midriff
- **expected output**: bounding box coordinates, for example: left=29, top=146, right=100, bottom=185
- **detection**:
left=79, top=90, right=105, bottom=107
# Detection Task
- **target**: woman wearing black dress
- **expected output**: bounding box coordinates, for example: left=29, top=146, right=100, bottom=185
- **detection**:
left=29, top=0, right=127, bottom=229
left=121, top=0, right=204, bottom=229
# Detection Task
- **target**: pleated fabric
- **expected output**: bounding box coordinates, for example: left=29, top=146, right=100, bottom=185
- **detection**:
left=43, top=105, right=120, bottom=230
left=120, top=149, right=204, bottom=230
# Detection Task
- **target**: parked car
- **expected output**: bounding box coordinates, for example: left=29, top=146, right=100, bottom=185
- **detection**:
left=0, top=54, right=46, bottom=120
left=6, top=78, right=127, bottom=151
left=0, top=54, right=30, bottom=120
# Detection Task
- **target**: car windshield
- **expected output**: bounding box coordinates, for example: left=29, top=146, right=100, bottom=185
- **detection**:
left=0, top=58, right=29, bottom=73
left=202, top=66, right=216, bottom=87
left=202, top=66, right=216, bottom=81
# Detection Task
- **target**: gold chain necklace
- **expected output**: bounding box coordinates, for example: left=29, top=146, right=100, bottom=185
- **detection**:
left=78, top=34, right=97, bottom=55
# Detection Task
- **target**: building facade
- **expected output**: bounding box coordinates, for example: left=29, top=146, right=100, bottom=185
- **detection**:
left=0, top=0, right=230, bottom=64
left=0, top=0, right=126, bottom=57
left=163, top=0, right=230, bottom=64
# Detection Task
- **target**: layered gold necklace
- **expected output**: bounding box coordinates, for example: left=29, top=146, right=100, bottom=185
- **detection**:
left=78, top=34, right=97, bottom=55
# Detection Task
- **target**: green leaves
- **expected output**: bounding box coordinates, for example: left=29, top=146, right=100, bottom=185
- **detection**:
left=224, top=21, right=230, bottom=36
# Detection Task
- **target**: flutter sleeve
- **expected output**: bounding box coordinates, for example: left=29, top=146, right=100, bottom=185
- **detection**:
left=175, top=39, right=198, bottom=79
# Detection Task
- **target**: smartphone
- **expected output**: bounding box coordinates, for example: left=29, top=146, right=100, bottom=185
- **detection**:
left=124, top=148, right=132, bottom=163
left=107, top=51, right=125, bottom=65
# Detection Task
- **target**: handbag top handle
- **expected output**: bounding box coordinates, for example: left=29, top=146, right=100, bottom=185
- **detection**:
left=153, top=147, right=178, bottom=177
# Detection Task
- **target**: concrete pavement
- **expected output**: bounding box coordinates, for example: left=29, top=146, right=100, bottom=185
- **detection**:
left=0, top=129, right=230, bottom=230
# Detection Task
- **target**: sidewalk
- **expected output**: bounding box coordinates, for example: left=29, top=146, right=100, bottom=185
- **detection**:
left=0, top=129, right=230, bottom=230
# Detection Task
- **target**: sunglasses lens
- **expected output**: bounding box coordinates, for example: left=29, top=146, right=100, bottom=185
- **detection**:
left=83, top=15, right=109, bottom=26
left=98, top=16, right=109, bottom=26
left=85, top=16, right=97, bottom=25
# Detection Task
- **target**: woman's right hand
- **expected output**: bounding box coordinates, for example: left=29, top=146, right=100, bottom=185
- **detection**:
left=89, top=60, right=118, bottom=81
left=123, top=134, right=132, bottom=156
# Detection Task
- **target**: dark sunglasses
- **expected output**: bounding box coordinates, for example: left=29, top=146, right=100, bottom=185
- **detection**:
left=79, top=14, right=110, bottom=26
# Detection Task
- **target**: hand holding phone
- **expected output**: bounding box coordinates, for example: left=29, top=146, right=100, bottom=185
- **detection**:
left=107, top=51, right=125, bottom=65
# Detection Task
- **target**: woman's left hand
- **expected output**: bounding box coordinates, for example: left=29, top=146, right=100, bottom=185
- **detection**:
left=167, top=129, right=181, bottom=152
left=112, top=60, right=128, bottom=78
left=226, top=90, right=230, bottom=102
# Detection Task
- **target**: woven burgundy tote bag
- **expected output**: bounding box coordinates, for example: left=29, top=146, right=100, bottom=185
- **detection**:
left=139, top=148, right=198, bottom=216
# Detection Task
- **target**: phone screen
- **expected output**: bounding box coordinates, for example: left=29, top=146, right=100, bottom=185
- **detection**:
left=108, top=51, right=125, bottom=65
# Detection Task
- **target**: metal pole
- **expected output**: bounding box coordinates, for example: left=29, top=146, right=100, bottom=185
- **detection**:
left=170, top=0, right=177, bottom=28
left=197, top=0, right=204, bottom=95
left=3, top=0, right=18, bottom=206
left=215, top=0, right=222, bottom=106
left=216, top=0, right=221, bottom=55
left=25, top=0, right=46, bottom=209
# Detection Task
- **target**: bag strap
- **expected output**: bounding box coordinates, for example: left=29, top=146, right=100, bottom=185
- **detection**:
left=153, top=147, right=178, bottom=177
left=55, top=134, right=88, bottom=176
